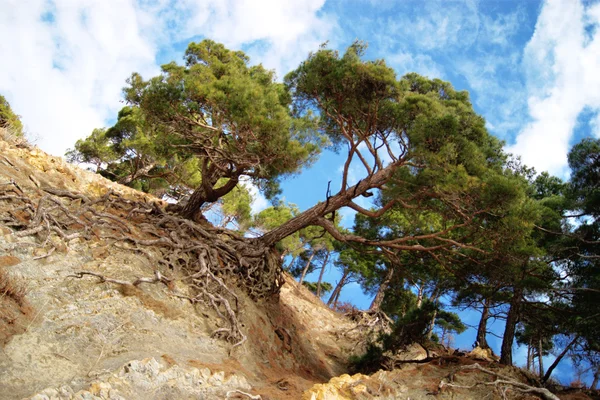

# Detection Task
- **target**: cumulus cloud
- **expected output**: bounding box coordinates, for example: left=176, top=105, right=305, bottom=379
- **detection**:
left=507, top=0, right=600, bottom=176
left=0, top=0, right=157, bottom=156
left=0, top=0, right=334, bottom=157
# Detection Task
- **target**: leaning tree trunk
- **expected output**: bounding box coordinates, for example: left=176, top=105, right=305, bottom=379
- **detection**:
left=298, top=252, right=315, bottom=285
left=500, top=286, right=523, bottom=366
left=256, top=161, right=401, bottom=248
left=542, top=335, right=579, bottom=383
left=316, top=251, right=330, bottom=298
left=369, top=267, right=394, bottom=312
left=327, top=268, right=349, bottom=306
left=476, top=297, right=491, bottom=349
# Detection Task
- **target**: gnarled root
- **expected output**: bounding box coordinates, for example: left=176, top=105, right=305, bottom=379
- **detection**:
left=439, top=363, right=560, bottom=400
left=0, top=183, right=283, bottom=348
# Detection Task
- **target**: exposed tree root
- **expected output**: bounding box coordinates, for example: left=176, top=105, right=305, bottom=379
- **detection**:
left=439, top=363, right=560, bottom=400
left=0, top=182, right=284, bottom=348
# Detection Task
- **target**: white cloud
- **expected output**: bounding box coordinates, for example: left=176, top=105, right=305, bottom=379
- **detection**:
left=0, top=0, right=334, bottom=157
left=0, top=0, right=157, bottom=156
left=507, top=0, right=600, bottom=176
left=241, top=179, right=269, bottom=215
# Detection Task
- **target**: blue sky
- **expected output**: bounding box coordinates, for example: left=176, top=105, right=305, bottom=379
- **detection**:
left=3, top=0, right=600, bottom=386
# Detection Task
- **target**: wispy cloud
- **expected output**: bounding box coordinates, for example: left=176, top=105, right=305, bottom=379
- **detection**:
left=388, top=0, right=481, bottom=51
left=387, top=52, right=445, bottom=80
left=0, top=0, right=334, bottom=157
left=507, top=0, right=600, bottom=176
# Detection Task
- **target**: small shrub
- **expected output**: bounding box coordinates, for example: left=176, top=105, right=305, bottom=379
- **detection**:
left=349, top=342, right=385, bottom=374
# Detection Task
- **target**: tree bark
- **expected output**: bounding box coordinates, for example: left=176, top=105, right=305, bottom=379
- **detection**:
left=369, top=267, right=394, bottom=312
left=285, top=255, right=298, bottom=271
left=591, top=370, right=599, bottom=390
left=527, top=340, right=532, bottom=371
left=476, top=298, right=491, bottom=349
left=332, top=282, right=343, bottom=308
left=256, top=160, right=402, bottom=247
left=427, top=308, right=438, bottom=340
left=538, top=337, right=545, bottom=378
left=180, top=177, right=239, bottom=220
left=298, top=252, right=315, bottom=285
left=500, top=286, right=523, bottom=366
left=426, top=288, right=440, bottom=340
left=542, top=335, right=579, bottom=383
left=327, top=268, right=349, bottom=306
left=416, top=284, right=424, bottom=309
left=316, top=251, right=330, bottom=298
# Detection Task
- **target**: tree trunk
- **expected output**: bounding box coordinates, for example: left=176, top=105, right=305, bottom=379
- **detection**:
left=416, top=284, right=424, bottom=309
left=440, top=327, right=447, bottom=347
left=427, top=308, right=438, bottom=340
left=426, top=288, right=440, bottom=340
left=285, top=254, right=298, bottom=271
left=298, top=252, right=315, bottom=285
left=369, top=267, right=394, bottom=312
left=332, top=282, right=343, bottom=308
left=542, top=336, right=579, bottom=383
left=500, top=286, right=523, bottom=366
left=527, top=340, right=532, bottom=371
left=327, top=268, right=349, bottom=306
left=591, top=370, right=599, bottom=390
left=256, top=161, right=401, bottom=247
left=316, top=251, right=330, bottom=298
left=180, top=177, right=239, bottom=220
left=538, top=337, right=544, bottom=378
left=476, top=298, right=491, bottom=349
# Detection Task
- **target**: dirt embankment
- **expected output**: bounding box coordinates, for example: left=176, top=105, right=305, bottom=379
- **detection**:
left=0, top=136, right=361, bottom=400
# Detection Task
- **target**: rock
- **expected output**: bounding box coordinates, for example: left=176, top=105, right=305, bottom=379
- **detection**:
left=394, top=342, right=428, bottom=361
left=468, top=346, right=498, bottom=361
left=26, top=358, right=253, bottom=400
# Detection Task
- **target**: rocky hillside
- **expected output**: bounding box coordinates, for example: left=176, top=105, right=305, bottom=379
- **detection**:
left=0, top=133, right=595, bottom=400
